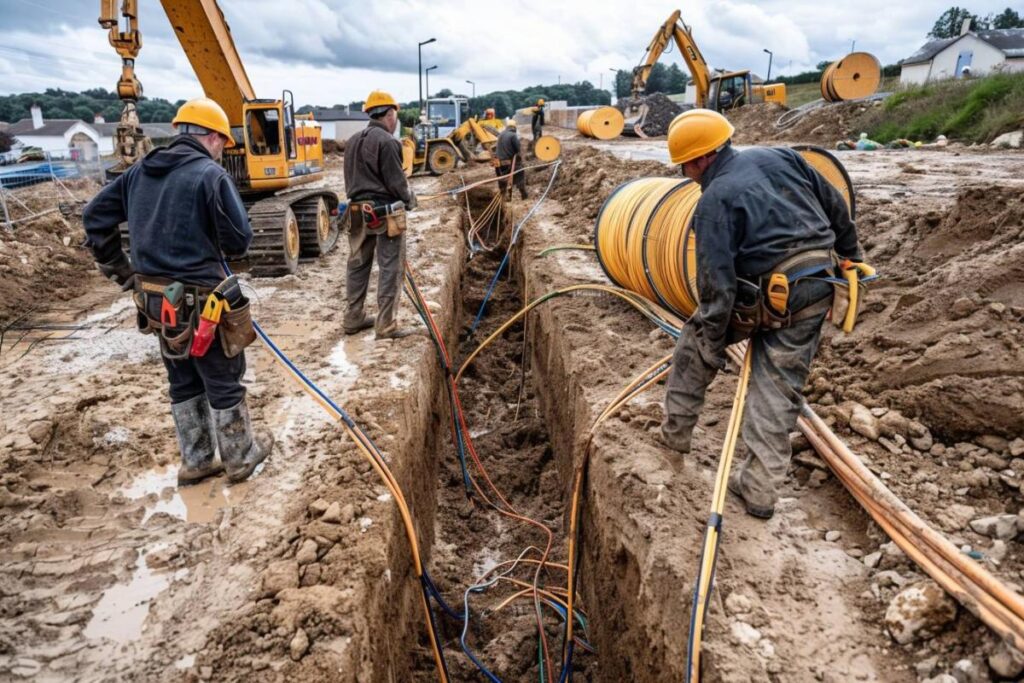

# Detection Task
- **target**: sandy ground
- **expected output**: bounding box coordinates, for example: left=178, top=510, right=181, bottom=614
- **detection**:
left=1, top=129, right=1022, bottom=682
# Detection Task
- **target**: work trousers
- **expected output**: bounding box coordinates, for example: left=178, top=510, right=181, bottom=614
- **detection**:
left=344, top=217, right=405, bottom=336
left=162, top=337, right=246, bottom=410
left=496, top=160, right=527, bottom=199
left=663, top=280, right=831, bottom=506
left=532, top=122, right=543, bottom=141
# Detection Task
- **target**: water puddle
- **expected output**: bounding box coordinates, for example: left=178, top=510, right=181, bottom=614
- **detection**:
left=122, top=466, right=252, bottom=524
left=82, top=544, right=187, bottom=643
left=328, top=337, right=361, bottom=380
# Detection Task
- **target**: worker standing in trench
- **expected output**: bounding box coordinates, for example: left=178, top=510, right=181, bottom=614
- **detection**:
left=531, top=98, right=546, bottom=141
left=343, top=90, right=418, bottom=339
left=660, top=109, right=866, bottom=519
left=495, top=120, right=528, bottom=200
left=82, top=97, right=272, bottom=486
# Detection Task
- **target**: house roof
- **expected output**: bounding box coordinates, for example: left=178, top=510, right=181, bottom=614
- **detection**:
left=903, top=28, right=1024, bottom=65
left=95, top=122, right=190, bottom=139
left=7, top=118, right=85, bottom=136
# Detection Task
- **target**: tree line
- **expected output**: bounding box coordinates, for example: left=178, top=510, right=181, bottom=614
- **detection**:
left=0, top=88, right=183, bottom=124
left=929, top=6, right=1024, bottom=38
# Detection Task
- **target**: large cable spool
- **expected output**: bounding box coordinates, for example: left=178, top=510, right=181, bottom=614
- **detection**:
left=820, top=52, right=881, bottom=102
left=534, top=135, right=562, bottom=162
left=577, top=106, right=625, bottom=140
left=593, top=147, right=854, bottom=319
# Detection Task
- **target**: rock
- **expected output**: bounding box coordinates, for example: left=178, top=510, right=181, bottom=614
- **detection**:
left=977, top=453, right=1009, bottom=470
left=978, top=435, right=1010, bottom=454
left=808, top=469, right=830, bottom=488
left=849, top=404, right=881, bottom=441
left=730, top=621, right=761, bottom=647
left=1010, top=439, right=1024, bottom=458
left=879, top=411, right=910, bottom=438
left=937, top=503, right=977, bottom=533
left=26, top=420, right=53, bottom=445
left=296, top=539, right=318, bottom=565
left=951, top=297, right=976, bottom=319
left=916, top=656, right=938, bottom=677
left=923, top=676, right=957, bottom=683
left=321, top=501, right=342, bottom=524
left=876, top=570, right=907, bottom=588
left=289, top=627, right=309, bottom=661
left=308, top=498, right=329, bottom=516
left=10, top=658, right=42, bottom=677
left=825, top=530, right=842, bottom=542
left=790, top=431, right=811, bottom=452
left=988, top=641, right=1024, bottom=679
left=989, top=302, right=1007, bottom=315
left=989, top=540, right=1008, bottom=563
left=199, top=666, right=213, bottom=680
left=990, top=130, right=1024, bottom=148
left=260, top=560, right=299, bottom=598
left=847, top=548, right=864, bottom=558
left=969, top=514, right=1019, bottom=540
left=911, top=430, right=934, bottom=452
left=863, top=551, right=882, bottom=569
left=340, top=503, right=356, bottom=523
left=724, top=592, right=753, bottom=617
left=951, top=658, right=980, bottom=683
left=931, top=443, right=947, bottom=457
left=878, top=437, right=902, bottom=456
left=884, top=580, right=957, bottom=644
left=870, top=406, right=889, bottom=417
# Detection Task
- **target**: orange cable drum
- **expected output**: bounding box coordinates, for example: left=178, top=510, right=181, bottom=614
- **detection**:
left=534, top=135, right=562, bottom=162
left=577, top=106, right=625, bottom=140
left=821, top=52, right=881, bottom=102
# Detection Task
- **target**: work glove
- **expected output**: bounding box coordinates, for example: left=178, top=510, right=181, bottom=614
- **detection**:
left=97, top=255, right=136, bottom=291
left=405, top=193, right=418, bottom=212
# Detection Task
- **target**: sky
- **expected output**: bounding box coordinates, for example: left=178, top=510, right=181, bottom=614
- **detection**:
left=0, top=0, right=1018, bottom=110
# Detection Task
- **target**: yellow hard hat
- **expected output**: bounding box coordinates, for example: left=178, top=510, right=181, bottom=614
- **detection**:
left=667, top=109, right=734, bottom=164
left=506, top=119, right=517, bottom=128
left=173, top=97, right=235, bottom=147
left=537, top=98, right=545, bottom=106
left=363, top=90, right=399, bottom=114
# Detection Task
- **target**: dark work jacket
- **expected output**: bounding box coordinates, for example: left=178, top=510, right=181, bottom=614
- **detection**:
left=531, top=106, right=545, bottom=129
left=691, top=144, right=862, bottom=366
left=343, top=120, right=412, bottom=206
left=495, top=128, right=522, bottom=162
left=82, top=136, right=252, bottom=287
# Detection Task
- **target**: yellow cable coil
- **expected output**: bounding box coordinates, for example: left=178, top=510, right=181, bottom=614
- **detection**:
left=820, top=52, right=881, bottom=102
left=534, top=135, right=562, bottom=162
left=577, top=106, right=625, bottom=140
left=594, top=147, right=854, bottom=319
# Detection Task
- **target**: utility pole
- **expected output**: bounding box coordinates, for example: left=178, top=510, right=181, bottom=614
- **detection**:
left=851, top=39, right=856, bottom=53
left=418, top=37, right=436, bottom=118
left=763, top=48, right=773, bottom=82
left=426, top=65, right=437, bottom=101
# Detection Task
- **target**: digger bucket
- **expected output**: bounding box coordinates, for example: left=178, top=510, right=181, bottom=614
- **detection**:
left=622, top=102, right=650, bottom=138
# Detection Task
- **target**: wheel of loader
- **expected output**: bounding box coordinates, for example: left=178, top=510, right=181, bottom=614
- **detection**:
left=427, top=144, right=457, bottom=175
left=249, top=206, right=301, bottom=277
left=297, top=196, right=339, bottom=257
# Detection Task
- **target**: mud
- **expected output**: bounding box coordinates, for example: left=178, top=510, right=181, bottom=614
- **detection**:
left=726, top=100, right=883, bottom=146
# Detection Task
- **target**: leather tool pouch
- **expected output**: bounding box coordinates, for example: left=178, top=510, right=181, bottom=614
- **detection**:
left=134, top=277, right=205, bottom=360
left=729, top=280, right=763, bottom=342
left=386, top=207, right=407, bottom=238
left=218, top=297, right=257, bottom=358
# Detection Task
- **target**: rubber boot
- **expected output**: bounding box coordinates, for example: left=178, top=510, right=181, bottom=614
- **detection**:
left=344, top=314, right=375, bottom=335
left=211, top=399, right=274, bottom=483
left=727, top=472, right=775, bottom=520
left=171, top=395, right=224, bottom=486
left=659, top=418, right=694, bottom=454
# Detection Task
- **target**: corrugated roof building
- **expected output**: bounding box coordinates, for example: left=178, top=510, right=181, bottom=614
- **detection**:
left=901, top=27, right=1024, bottom=84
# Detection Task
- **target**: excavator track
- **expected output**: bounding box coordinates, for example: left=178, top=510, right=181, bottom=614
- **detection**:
left=293, top=193, right=340, bottom=259
left=246, top=188, right=340, bottom=277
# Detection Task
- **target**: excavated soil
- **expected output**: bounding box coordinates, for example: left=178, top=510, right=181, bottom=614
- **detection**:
left=726, top=101, right=883, bottom=146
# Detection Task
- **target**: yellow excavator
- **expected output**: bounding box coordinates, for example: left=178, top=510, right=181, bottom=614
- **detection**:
left=401, top=97, right=499, bottom=176
left=98, top=0, right=341, bottom=276
left=624, top=9, right=787, bottom=136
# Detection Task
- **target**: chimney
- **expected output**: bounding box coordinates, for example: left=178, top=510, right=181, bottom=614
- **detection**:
left=30, top=104, right=43, bottom=130
left=960, top=17, right=972, bottom=36
left=94, top=113, right=105, bottom=124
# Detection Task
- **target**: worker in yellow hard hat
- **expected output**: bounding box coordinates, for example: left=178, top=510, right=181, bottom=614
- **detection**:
left=343, top=90, right=418, bottom=339
left=82, top=96, right=273, bottom=487
left=494, top=119, right=528, bottom=200
left=660, top=108, right=868, bottom=519
left=531, top=98, right=546, bottom=141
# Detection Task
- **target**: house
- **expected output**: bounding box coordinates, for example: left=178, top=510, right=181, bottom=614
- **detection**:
left=308, top=108, right=370, bottom=141
left=94, top=120, right=176, bottom=155
left=900, top=25, right=1024, bottom=85
left=7, top=105, right=103, bottom=161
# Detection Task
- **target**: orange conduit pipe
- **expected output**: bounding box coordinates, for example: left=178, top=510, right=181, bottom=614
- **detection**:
left=577, top=107, right=625, bottom=140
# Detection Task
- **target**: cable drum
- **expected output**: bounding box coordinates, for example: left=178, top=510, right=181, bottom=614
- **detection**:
left=533, top=135, right=562, bottom=162
left=577, top=106, right=625, bottom=140
left=821, top=52, right=881, bottom=102
left=593, top=147, right=855, bottom=320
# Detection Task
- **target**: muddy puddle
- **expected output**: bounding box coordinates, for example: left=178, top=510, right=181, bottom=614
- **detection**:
left=121, top=465, right=254, bottom=524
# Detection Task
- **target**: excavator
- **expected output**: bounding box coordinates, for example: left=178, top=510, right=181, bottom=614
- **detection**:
left=623, top=9, right=787, bottom=137
left=401, top=96, right=499, bottom=176
left=98, top=0, right=341, bottom=276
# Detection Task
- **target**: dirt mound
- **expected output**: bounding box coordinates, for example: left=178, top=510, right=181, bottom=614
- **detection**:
left=616, top=93, right=683, bottom=137
left=815, top=184, right=1024, bottom=439
left=0, top=179, right=97, bottom=327
left=728, top=100, right=880, bottom=146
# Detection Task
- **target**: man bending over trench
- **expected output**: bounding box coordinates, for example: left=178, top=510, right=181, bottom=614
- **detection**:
left=660, top=109, right=865, bottom=520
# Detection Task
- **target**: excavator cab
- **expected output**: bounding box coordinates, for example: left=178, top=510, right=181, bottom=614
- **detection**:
left=426, top=97, right=469, bottom=137
left=708, top=71, right=787, bottom=112
left=238, top=91, right=324, bottom=192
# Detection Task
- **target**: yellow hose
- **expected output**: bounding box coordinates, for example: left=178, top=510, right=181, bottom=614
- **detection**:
left=577, top=107, right=625, bottom=140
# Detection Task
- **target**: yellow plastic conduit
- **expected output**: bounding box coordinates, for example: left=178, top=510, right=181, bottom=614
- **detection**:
left=577, top=107, right=625, bottom=140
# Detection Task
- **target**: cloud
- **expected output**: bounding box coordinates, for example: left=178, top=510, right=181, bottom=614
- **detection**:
left=0, top=0, right=1018, bottom=113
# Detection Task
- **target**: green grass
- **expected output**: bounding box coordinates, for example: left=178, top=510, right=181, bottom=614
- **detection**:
left=861, top=72, right=1024, bottom=143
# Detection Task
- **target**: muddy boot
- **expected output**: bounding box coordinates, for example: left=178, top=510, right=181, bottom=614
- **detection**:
left=211, top=399, right=274, bottom=483
left=727, top=472, right=775, bottom=520
left=660, top=417, right=694, bottom=454
left=375, top=326, right=425, bottom=340
left=171, top=395, right=224, bottom=486
left=344, top=314, right=375, bottom=335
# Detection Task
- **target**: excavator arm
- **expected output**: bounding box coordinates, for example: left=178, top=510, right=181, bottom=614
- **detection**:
left=630, top=9, right=710, bottom=107
left=98, top=0, right=152, bottom=168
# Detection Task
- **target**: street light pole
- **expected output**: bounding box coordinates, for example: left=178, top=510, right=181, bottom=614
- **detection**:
left=426, top=65, right=437, bottom=101
left=418, top=38, right=436, bottom=118
left=608, top=67, right=618, bottom=100
left=466, top=79, right=475, bottom=98
left=763, top=48, right=774, bottom=82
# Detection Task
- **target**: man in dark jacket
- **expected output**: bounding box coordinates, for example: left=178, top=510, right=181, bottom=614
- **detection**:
left=495, top=121, right=527, bottom=200
left=531, top=98, right=545, bottom=141
left=660, top=109, right=864, bottom=519
left=82, top=97, right=272, bottom=486
left=343, top=89, right=416, bottom=339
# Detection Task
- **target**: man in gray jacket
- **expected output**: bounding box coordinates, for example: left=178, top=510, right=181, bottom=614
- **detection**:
left=495, top=121, right=527, bottom=200
left=343, top=90, right=416, bottom=339
left=660, top=109, right=864, bottom=519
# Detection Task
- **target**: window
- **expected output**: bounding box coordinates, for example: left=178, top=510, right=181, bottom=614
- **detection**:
left=428, top=102, right=457, bottom=126
left=246, top=108, right=281, bottom=156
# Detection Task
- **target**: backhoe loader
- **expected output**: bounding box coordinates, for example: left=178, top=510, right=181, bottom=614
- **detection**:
left=623, top=9, right=787, bottom=137
left=401, top=97, right=499, bottom=176
left=98, top=0, right=340, bottom=276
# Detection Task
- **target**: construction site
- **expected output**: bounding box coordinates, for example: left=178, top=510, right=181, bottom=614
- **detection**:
left=2, top=2, right=1024, bottom=682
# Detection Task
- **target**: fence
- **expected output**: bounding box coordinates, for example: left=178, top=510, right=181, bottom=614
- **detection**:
left=0, top=151, right=105, bottom=231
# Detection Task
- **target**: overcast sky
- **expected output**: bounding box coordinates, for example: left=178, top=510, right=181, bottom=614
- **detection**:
left=0, top=0, right=1018, bottom=110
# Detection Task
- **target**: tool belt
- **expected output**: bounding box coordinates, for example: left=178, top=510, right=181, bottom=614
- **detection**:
left=349, top=199, right=407, bottom=238
left=133, top=275, right=255, bottom=360
left=729, top=249, right=838, bottom=339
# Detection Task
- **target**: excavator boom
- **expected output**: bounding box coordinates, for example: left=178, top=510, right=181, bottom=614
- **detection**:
left=630, top=10, right=710, bottom=108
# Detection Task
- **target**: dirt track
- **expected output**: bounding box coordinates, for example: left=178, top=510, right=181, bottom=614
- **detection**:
left=1, top=136, right=1023, bottom=681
